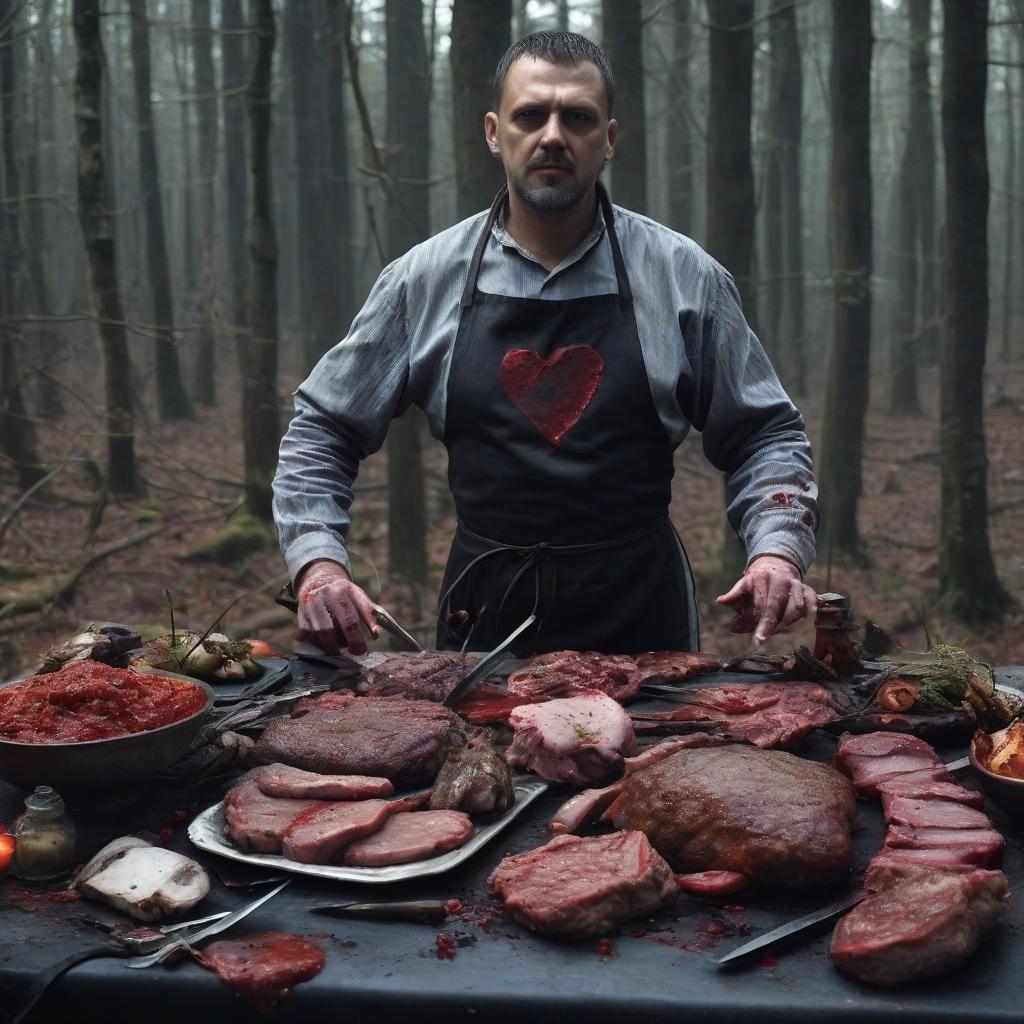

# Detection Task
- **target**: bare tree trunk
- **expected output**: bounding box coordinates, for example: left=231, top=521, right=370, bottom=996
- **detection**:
left=222, top=0, right=249, bottom=342
left=818, top=0, right=871, bottom=560
left=242, top=0, right=280, bottom=520
left=1001, top=56, right=1015, bottom=365
left=129, top=0, right=193, bottom=420
left=889, top=132, right=921, bottom=416
left=665, top=0, right=694, bottom=237
left=451, top=0, right=511, bottom=220
left=555, top=0, right=569, bottom=31
left=385, top=0, right=430, bottom=585
left=909, top=0, right=939, bottom=366
left=192, top=0, right=218, bottom=406
left=603, top=0, right=646, bottom=214
left=938, top=0, right=1011, bottom=622
left=73, top=0, right=139, bottom=495
left=706, top=0, right=757, bottom=584
left=512, top=0, right=528, bottom=41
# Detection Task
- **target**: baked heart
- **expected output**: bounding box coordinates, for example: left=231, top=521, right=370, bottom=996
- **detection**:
left=499, top=344, right=605, bottom=446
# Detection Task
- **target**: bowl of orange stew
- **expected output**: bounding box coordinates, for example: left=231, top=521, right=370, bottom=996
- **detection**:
left=0, top=659, right=213, bottom=793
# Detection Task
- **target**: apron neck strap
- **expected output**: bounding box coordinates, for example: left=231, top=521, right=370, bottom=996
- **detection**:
left=459, top=181, right=633, bottom=307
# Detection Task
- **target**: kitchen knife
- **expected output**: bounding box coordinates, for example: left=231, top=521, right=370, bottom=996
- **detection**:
left=442, top=613, right=537, bottom=709
left=714, top=889, right=866, bottom=968
left=124, top=879, right=291, bottom=968
left=309, top=899, right=449, bottom=925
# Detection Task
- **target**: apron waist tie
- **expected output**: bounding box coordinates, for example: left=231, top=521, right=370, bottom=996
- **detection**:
left=438, top=516, right=669, bottom=647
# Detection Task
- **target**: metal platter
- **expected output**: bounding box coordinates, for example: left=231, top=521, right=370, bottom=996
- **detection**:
left=188, top=774, right=548, bottom=884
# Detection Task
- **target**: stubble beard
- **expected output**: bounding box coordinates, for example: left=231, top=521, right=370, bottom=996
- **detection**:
left=508, top=170, right=589, bottom=213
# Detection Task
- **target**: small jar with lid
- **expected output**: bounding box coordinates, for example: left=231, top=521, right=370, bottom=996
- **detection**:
left=11, top=786, right=76, bottom=881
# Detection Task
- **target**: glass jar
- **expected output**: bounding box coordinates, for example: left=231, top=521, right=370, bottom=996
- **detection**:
left=11, top=786, right=76, bottom=881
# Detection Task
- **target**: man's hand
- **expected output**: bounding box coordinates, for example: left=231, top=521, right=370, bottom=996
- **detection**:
left=294, top=559, right=379, bottom=656
left=716, top=555, right=817, bottom=646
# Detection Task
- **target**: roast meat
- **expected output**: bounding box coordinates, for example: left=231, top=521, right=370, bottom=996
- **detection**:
left=342, top=810, right=474, bottom=866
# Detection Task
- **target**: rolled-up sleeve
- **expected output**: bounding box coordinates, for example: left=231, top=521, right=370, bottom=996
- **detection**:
left=272, top=259, right=409, bottom=582
left=680, top=265, right=819, bottom=576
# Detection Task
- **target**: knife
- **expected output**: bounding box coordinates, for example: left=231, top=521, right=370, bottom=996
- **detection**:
left=714, top=752, right=975, bottom=967
left=442, top=613, right=537, bottom=708
left=714, top=889, right=866, bottom=968
left=309, top=899, right=448, bottom=925
left=124, top=879, right=291, bottom=968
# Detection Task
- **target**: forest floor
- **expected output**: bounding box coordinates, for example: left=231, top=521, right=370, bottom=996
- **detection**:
left=2, top=363, right=1024, bottom=677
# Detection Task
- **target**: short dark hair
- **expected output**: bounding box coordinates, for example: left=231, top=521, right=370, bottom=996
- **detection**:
left=493, top=31, right=615, bottom=117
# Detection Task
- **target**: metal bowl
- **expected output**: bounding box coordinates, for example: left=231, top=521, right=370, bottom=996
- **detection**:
left=968, top=737, right=1024, bottom=817
left=0, top=667, right=213, bottom=795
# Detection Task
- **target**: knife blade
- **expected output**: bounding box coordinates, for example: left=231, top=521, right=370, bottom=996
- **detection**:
left=124, top=879, right=291, bottom=968
left=373, top=604, right=424, bottom=651
left=309, top=899, right=448, bottom=925
left=714, top=889, right=866, bottom=968
left=442, top=613, right=537, bottom=708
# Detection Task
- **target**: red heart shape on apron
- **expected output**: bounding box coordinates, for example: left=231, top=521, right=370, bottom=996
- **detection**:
left=499, top=344, right=605, bottom=446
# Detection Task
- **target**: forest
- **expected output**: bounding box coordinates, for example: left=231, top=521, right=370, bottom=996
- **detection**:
left=0, top=0, right=1022, bottom=676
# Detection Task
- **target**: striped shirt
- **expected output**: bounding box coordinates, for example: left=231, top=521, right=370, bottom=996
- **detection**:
left=272, top=199, right=819, bottom=584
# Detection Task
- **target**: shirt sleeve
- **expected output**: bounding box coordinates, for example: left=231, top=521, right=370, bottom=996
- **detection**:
left=679, top=264, right=819, bottom=576
left=272, top=259, right=410, bottom=582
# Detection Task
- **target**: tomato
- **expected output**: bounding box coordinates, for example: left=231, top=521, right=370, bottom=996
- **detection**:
left=243, top=639, right=275, bottom=659
left=0, top=830, right=15, bottom=873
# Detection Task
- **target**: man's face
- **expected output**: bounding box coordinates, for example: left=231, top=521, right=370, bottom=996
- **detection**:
left=485, top=57, right=618, bottom=214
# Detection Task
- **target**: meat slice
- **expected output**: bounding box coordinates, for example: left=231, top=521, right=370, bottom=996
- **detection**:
left=355, top=651, right=478, bottom=702
left=281, top=792, right=429, bottom=865
left=877, top=776, right=984, bottom=812
left=675, top=871, right=749, bottom=897
left=884, top=825, right=1004, bottom=867
left=631, top=651, right=723, bottom=685
left=506, top=652, right=643, bottom=702
left=831, top=870, right=1009, bottom=987
left=635, top=683, right=838, bottom=750
left=223, top=781, right=324, bottom=853
left=506, top=691, right=636, bottom=785
left=834, top=733, right=948, bottom=797
left=342, top=810, right=474, bottom=866
left=255, top=764, right=394, bottom=801
left=196, top=932, right=325, bottom=1012
left=489, top=831, right=678, bottom=940
left=864, top=850, right=978, bottom=893
left=883, top=797, right=991, bottom=831
left=253, top=695, right=464, bottom=787
left=607, top=744, right=858, bottom=888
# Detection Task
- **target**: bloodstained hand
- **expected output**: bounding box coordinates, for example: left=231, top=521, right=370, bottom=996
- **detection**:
left=716, top=555, right=817, bottom=646
left=294, top=559, right=378, bottom=655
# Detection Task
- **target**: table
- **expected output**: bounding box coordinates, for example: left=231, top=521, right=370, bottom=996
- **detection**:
left=3, top=665, right=1024, bottom=1023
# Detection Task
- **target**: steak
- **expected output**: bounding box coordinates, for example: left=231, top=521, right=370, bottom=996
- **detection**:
left=506, top=651, right=641, bottom=702
left=223, top=781, right=324, bottom=853
left=342, top=810, right=474, bottom=866
left=489, top=831, right=678, bottom=939
left=831, top=870, right=1009, bottom=987
left=355, top=651, right=478, bottom=702
left=606, top=744, right=858, bottom=887
left=281, top=792, right=429, bottom=865
left=506, top=691, right=636, bottom=785
left=253, top=694, right=464, bottom=786
left=833, top=733, right=948, bottom=797
left=634, top=682, right=837, bottom=750
left=631, top=650, right=723, bottom=684
left=255, top=764, right=394, bottom=801
left=196, top=932, right=325, bottom=1011
left=675, top=870, right=748, bottom=897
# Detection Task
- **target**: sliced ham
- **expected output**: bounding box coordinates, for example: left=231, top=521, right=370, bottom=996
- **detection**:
left=864, top=850, right=978, bottom=893
left=834, top=733, right=949, bottom=797
left=256, top=764, right=394, bottom=801
left=342, top=810, right=473, bottom=866
left=877, top=776, right=983, bottom=811
left=883, top=797, right=992, bottom=831
left=224, top=781, right=324, bottom=854
left=884, top=825, right=1004, bottom=868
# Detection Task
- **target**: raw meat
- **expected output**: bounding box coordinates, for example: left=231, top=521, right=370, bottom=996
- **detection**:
left=223, top=780, right=324, bottom=853
left=343, top=810, right=474, bottom=866
left=196, top=932, right=325, bottom=1012
left=884, top=825, right=1004, bottom=867
left=253, top=694, right=465, bottom=787
left=281, top=792, right=429, bottom=865
left=506, top=691, right=636, bottom=785
left=506, top=651, right=642, bottom=702
left=606, top=744, right=858, bottom=887
left=633, top=683, right=838, bottom=750
left=675, top=871, right=748, bottom=897
left=883, top=797, right=991, bottom=831
left=355, top=651, right=478, bottom=702
left=864, top=850, right=978, bottom=893
left=833, top=733, right=949, bottom=797
left=877, top=776, right=984, bottom=812
left=623, top=736, right=727, bottom=773
left=489, top=830, right=678, bottom=939
left=453, top=684, right=548, bottom=724
left=428, top=732, right=515, bottom=815
left=831, top=870, right=1008, bottom=987
left=256, top=764, right=394, bottom=801
left=631, top=651, right=723, bottom=684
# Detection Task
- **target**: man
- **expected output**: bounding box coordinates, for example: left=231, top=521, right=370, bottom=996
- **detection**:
left=273, top=31, right=818, bottom=657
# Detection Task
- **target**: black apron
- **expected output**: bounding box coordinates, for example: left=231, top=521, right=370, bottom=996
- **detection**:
left=437, top=183, right=698, bottom=656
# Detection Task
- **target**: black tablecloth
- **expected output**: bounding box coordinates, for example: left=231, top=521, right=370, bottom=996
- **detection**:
left=3, top=666, right=1024, bottom=1023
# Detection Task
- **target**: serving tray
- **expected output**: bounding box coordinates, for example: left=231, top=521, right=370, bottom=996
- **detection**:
left=188, top=774, right=548, bottom=883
